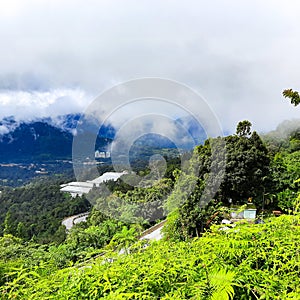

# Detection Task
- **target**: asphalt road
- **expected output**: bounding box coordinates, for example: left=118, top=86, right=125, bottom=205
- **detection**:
left=62, top=212, right=89, bottom=231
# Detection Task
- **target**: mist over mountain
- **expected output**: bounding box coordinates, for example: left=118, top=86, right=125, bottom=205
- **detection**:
left=0, top=121, right=73, bottom=162
left=175, top=116, right=207, bottom=146
left=261, top=119, right=300, bottom=140
left=0, top=115, right=113, bottom=162
left=0, top=113, right=207, bottom=163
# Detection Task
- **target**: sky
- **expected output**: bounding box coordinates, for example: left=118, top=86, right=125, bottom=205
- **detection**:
left=0, top=0, right=300, bottom=135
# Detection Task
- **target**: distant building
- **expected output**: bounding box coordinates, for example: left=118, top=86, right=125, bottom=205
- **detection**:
left=60, top=171, right=127, bottom=197
left=60, top=182, right=94, bottom=197
left=95, top=150, right=111, bottom=159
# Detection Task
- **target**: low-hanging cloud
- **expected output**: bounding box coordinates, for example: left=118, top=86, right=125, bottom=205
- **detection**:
left=0, top=0, right=300, bottom=134
left=0, top=89, right=91, bottom=121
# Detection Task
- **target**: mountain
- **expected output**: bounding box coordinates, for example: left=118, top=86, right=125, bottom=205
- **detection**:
left=175, top=116, right=207, bottom=147
left=0, top=121, right=73, bottom=162
left=0, top=115, right=113, bottom=163
left=0, top=114, right=207, bottom=163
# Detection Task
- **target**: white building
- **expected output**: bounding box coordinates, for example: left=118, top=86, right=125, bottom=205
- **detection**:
left=60, top=171, right=127, bottom=197
left=95, top=150, right=111, bottom=158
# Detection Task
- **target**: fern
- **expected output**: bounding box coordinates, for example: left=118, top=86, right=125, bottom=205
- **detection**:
left=209, top=269, right=235, bottom=300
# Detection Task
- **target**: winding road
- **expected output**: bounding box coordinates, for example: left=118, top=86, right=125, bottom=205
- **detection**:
left=62, top=213, right=164, bottom=241
left=62, top=212, right=90, bottom=231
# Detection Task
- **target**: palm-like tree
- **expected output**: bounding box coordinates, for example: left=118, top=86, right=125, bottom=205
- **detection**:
left=109, top=226, right=137, bottom=254
left=283, top=89, right=300, bottom=106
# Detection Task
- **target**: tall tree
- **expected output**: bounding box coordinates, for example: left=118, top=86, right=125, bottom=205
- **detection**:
left=283, top=89, right=300, bottom=106
left=236, top=120, right=252, bottom=137
left=3, top=211, right=14, bottom=235
left=220, top=126, right=270, bottom=204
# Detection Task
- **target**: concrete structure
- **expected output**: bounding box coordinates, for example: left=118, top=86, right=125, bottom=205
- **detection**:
left=139, top=220, right=166, bottom=241
left=243, top=208, right=257, bottom=219
left=87, top=172, right=127, bottom=185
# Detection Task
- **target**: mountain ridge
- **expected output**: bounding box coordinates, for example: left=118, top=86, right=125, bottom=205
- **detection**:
left=0, top=114, right=207, bottom=163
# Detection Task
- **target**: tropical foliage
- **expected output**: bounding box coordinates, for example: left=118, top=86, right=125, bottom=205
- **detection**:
left=0, top=215, right=299, bottom=299
left=283, top=88, right=300, bottom=106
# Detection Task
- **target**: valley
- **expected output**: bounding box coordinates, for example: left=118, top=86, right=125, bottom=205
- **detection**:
left=0, top=160, right=74, bottom=187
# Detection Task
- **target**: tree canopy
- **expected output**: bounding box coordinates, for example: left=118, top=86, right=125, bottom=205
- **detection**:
left=283, top=88, right=300, bottom=106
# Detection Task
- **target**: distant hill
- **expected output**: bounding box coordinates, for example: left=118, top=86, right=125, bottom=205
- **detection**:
left=0, top=115, right=113, bottom=163
left=175, top=115, right=207, bottom=147
left=0, top=121, right=73, bottom=162
left=0, top=114, right=207, bottom=163
left=261, top=119, right=300, bottom=152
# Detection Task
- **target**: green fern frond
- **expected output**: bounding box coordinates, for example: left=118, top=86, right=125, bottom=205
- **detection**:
left=209, top=269, right=235, bottom=300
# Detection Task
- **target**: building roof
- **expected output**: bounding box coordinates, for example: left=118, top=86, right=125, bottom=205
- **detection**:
left=88, top=171, right=127, bottom=184
left=60, top=185, right=92, bottom=195
left=60, top=171, right=128, bottom=196
left=63, top=181, right=94, bottom=188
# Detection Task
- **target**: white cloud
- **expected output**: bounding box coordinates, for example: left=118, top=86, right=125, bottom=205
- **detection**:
left=0, top=125, right=10, bottom=135
left=0, top=0, right=300, bottom=133
left=0, top=89, right=92, bottom=121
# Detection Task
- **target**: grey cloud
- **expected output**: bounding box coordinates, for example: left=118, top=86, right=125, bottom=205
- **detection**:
left=0, top=0, right=300, bottom=133
left=0, top=89, right=92, bottom=122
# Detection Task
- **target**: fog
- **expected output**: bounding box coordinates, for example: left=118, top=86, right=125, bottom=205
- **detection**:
left=0, top=0, right=300, bottom=135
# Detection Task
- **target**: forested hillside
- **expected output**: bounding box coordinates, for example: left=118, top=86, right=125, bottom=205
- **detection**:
left=0, top=116, right=300, bottom=299
left=0, top=178, right=90, bottom=243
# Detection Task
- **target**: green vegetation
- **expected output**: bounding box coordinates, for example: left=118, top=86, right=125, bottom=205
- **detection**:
left=0, top=161, right=74, bottom=187
left=0, top=179, right=90, bottom=243
left=0, top=215, right=299, bottom=299
left=0, top=95, right=299, bottom=298
left=283, top=88, right=300, bottom=106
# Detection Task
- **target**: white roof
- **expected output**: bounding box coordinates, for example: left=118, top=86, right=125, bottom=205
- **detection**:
left=60, top=185, right=92, bottom=194
left=64, top=181, right=94, bottom=188
left=60, top=172, right=128, bottom=196
left=88, top=171, right=126, bottom=184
